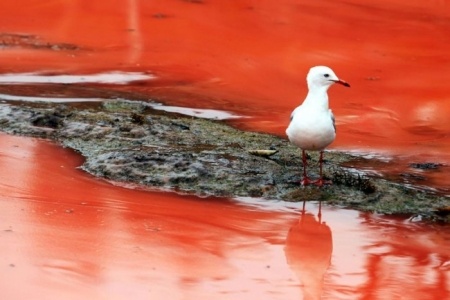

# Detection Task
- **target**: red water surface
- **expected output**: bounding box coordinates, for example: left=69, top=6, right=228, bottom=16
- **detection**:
left=0, top=1, right=450, bottom=299
left=0, top=0, right=449, bottom=190
left=0, top=133, right=448, bottom=299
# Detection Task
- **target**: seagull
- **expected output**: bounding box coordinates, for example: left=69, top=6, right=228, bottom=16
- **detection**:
left=286, top=66, right=350, bottom=186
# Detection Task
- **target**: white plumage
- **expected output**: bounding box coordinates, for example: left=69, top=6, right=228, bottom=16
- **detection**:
left=286, top=66, right=350, bottom=186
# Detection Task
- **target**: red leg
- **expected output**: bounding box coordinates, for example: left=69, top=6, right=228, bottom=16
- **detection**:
left=314, top=151, right=331, bottom=186
left=301, top=150, right=311, bottom=185
left=318, top=200, right=322, bottom=223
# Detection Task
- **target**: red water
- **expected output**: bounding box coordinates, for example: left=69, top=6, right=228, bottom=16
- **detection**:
left=0, top=1, right=449, bottom=299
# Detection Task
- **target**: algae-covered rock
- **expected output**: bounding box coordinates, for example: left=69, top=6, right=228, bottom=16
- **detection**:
left=0, top=99, right=448, bottom=223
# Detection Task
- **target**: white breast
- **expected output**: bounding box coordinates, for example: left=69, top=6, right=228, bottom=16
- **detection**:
left=286, top=106, right=336, bottom=151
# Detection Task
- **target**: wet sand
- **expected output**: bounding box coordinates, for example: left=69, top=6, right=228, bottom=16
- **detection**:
left=0, top=0, right=449, bottom=299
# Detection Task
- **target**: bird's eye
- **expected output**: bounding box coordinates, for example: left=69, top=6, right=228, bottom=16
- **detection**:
left=324, top=74, right=330, bottom=78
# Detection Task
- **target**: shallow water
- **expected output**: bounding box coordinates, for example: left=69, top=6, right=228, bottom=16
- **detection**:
left=0, top=0, right=449, bottom=299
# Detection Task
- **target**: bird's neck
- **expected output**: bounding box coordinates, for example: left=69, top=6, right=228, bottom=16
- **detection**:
left=302, top=86, right=330, bottom=110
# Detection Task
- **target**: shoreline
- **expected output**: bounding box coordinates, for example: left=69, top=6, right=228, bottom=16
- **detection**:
left=0, top=97, right=448, bottom=223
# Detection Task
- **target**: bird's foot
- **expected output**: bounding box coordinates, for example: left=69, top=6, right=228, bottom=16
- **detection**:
left=301, top=177, right=312, bottom=186
left=312, top=178, right=332, bottom=187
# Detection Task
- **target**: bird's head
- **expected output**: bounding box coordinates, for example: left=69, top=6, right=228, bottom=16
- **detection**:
left=306, top=66, right=350, bottom=90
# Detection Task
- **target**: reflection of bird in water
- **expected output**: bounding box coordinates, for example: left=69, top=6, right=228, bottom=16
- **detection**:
left=285, top=201, right=333, bottom=300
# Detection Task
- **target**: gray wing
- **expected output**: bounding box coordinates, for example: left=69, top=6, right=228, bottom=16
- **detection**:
left=330, top=110, right=336, bottom=132
left=289, top=106, right=301, bottom=122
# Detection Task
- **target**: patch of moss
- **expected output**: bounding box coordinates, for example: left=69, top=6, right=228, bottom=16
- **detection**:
left=0, top=99, right=448, bottom=223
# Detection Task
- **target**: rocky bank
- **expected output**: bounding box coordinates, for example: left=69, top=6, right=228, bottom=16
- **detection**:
left=0, top=97, right=448, bottom=223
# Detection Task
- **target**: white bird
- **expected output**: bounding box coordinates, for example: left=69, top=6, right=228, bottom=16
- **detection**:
left=286, top=66, right=350, bottom=186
